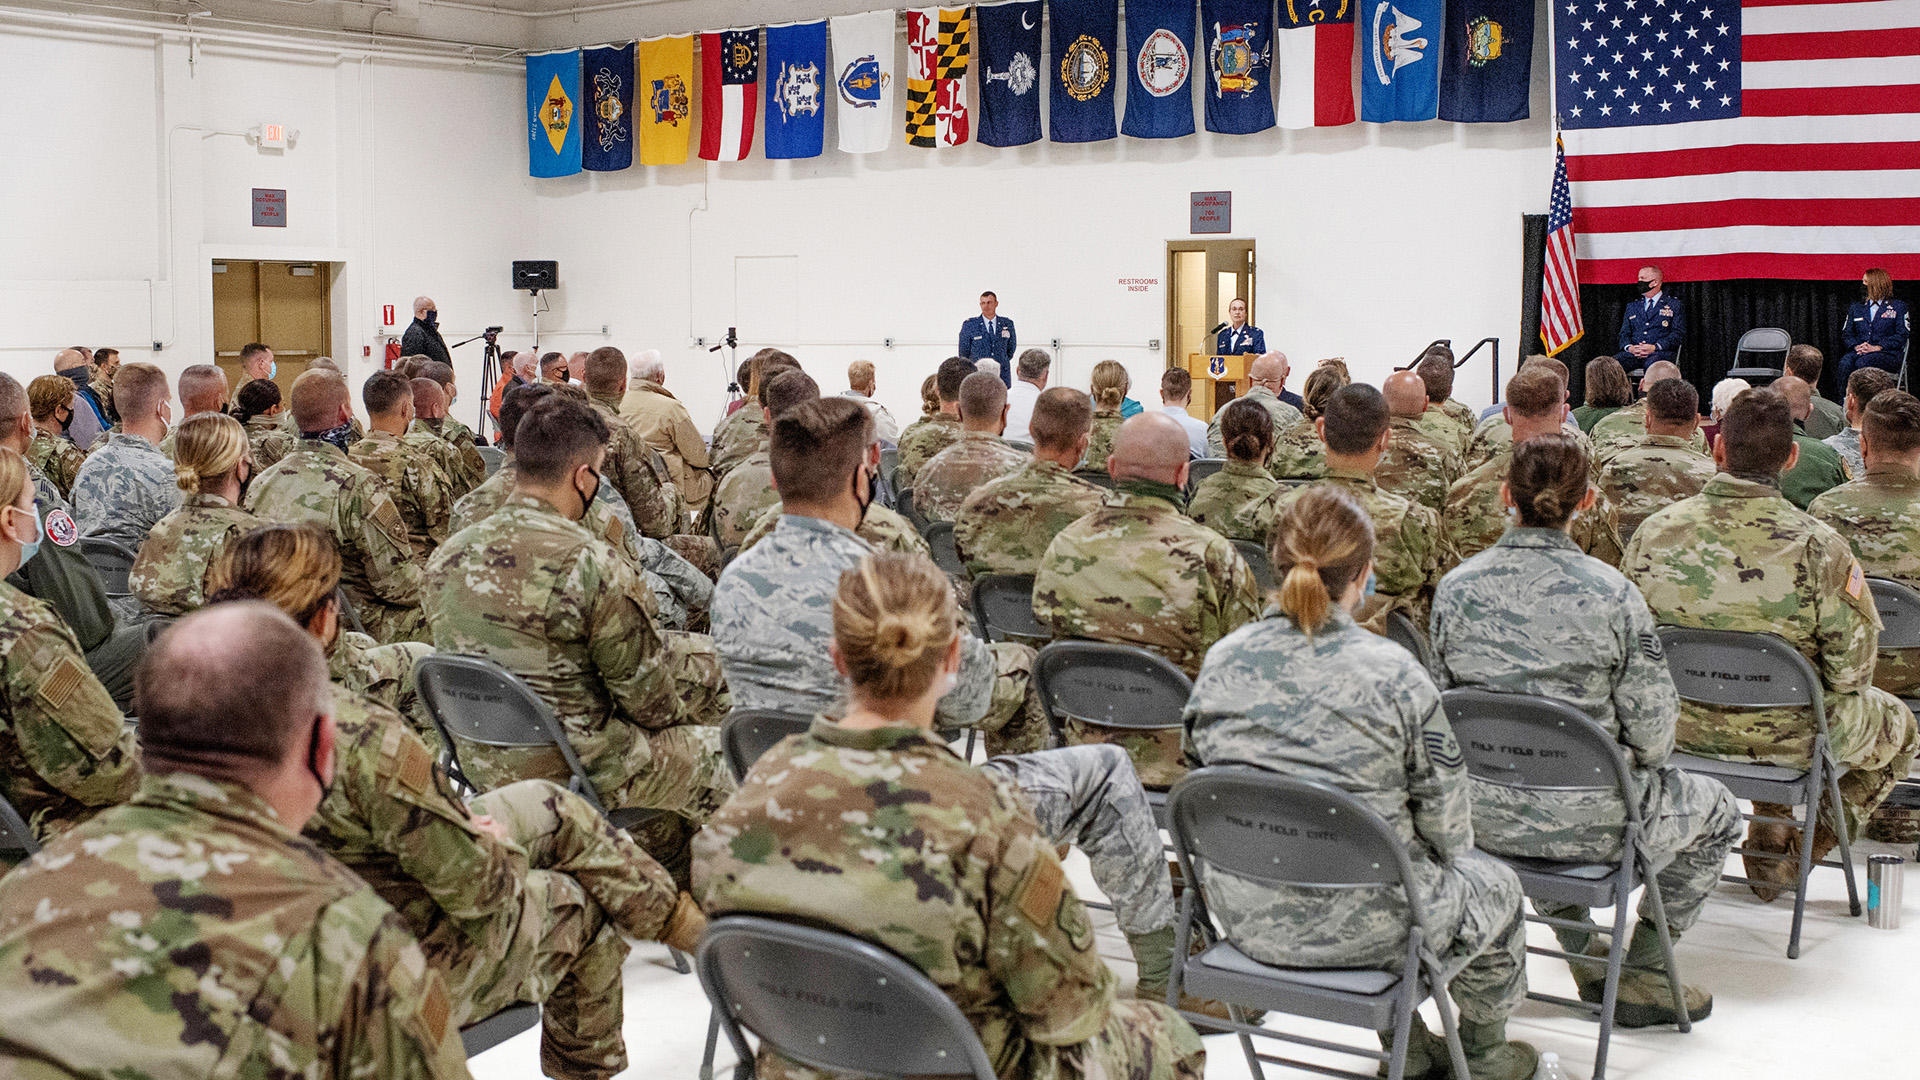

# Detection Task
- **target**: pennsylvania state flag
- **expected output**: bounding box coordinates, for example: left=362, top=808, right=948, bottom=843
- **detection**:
left=527, top=49, right=583, bottom=177
left=764, top=21, right=828, bottom=159
left=581, top=42, right=634, bottom=171
left=1437, top=0, right=1532, bottom=122
left=1122, top=0, right=1196, bottom=139
left=977, top=1, right=1043, bottom=147
left=1049, top=0, right=1119, bottom=143
left=1360, top=0, right=1441, bottom=121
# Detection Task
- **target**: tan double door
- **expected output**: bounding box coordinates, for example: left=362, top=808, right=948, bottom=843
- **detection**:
left=1167, top=239, right=1256, bottom=419
left=211, top=260, right=331, bottom=393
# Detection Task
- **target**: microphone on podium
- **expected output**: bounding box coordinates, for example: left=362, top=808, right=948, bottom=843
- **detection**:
left=1207, top=322, right=1228, bottom=336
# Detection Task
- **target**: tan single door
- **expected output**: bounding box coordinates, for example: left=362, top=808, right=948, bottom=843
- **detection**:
left=211, top=261, right=330, bottom=394
left=1167, top=240, right=1256, bottom=419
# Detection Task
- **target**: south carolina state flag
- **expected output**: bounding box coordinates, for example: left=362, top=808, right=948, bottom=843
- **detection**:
left=1275, top=0, right=1355, bottom=128
left=526, top=49, right=582, bottom=177
left=700, top=29, right=759, bottom=161
left=1361, top=0, right=1439, bottom=121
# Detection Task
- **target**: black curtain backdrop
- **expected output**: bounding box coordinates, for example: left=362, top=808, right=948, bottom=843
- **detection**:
left=1565, top=278, right=1920, bottom=405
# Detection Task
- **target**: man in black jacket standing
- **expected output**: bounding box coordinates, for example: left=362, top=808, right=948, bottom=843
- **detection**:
left=399, top=296, right=452, bottom=366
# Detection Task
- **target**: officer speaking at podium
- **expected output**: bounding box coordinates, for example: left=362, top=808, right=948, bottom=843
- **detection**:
left=958, top=290, right=1017, bottom=384
left=1214, top=298, right=1264, bottom=357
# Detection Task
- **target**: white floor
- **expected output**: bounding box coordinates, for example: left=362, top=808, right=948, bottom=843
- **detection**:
left=467, top=833, right=1917, bottom=1080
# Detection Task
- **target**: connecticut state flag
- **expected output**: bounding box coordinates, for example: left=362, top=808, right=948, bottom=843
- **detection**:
left=764, top=21, right=828, bottom=159
left=1049, top=0, right=1119, bottom=143
left=1123, top=0, right=1196, bottom=139
left=1202, top=0, right=1276, bottom=134
left=977, top=1, right=1044, bottom=146
left=527, top=49, right=582, bottom=177
left=1360, top=0, right=1440, bottom=121
left=1276, top=0, right=1356, bottom=128
left=636, top=35, right=694, bottom=165
left=700, top=28, right=759, bottom=161
left=1437, top=0, right=1532, bottom=122
left=581, top=42, right=635, bottom=171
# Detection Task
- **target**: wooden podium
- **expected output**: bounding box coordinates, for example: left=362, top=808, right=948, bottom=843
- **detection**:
left=1186, top=354, right=1251, bottom=421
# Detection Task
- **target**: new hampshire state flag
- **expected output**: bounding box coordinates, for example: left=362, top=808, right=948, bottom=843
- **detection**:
left=764, top=21, right=828, bottom=158
left=1361, top=0, right=1440, bottom=121
left=1049, top=0, right=1119, bottom=143
left=581, top=42, right=634, bottom=171
left=527, top=49, right=582, bottom=177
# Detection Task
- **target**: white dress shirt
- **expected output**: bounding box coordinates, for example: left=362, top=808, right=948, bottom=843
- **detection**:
left=1162, top=404, right=1209, bottom=458
left=1005, top=379, right=1043, bottom=442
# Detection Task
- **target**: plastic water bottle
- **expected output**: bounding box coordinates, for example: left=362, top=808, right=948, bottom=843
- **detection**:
left=1533, top=1051, right=1575, bottom=1080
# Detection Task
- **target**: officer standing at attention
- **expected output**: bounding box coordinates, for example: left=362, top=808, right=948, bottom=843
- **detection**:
left=958, top=290, right=1017, bottom=385
left=1214, top=297, right=1265, bottom=359
left=1616, top=265, right=1685, bottom=370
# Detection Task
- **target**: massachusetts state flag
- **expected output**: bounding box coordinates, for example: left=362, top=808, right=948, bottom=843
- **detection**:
left=1050, top=0, right=1119, bottom=143
left=831, top=11, right=896, bottom=153
left=526, top=49, right=582, bottom=177
left=1361, top=0, right=1441, bottom=121
left=764, top=21, right=827, bottom=159
left=1276, top=0, right=1355, bottom=128
left=1437, top=0, right=1532, bottom=122
left=1203, top=0, right=1276, bottom=134
left=906, top=8, right=973, bottom=147
left=636, top=35, right=694, bottom=165
left=581, top=42, right=635, bottom=172
left=700, top=29, right=758, bottom=161
left=1123, top=0, right=1197, bottom=139
left=978, top=1, right=1044, bottom=146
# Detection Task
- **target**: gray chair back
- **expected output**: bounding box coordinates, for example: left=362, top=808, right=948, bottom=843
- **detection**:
left=413, top=653, right=608, bottom=814
left=1073, top=469, right=1117, bottom=490
left=721, top=709, right=812, bottom=783
left=0, top=790, right=39, bottom=856
left=333, top=587, right=367, bottom=636
left=1441, top=689, right=1635, bottom=809
left=896, top=488, right=929, bottom=534
left=970, top=574, right=1049, bottom=646
left=1729, top=328, right=1791, bottom=379
left=477, top=445, right=506, bottom=477
left=79, top=537, right=136, bottom=597
left=923, top=521, right=967, bottom=579
left=1033, top=641, right=1191, bottom=737
left=1230, top=539, right=1275, bottom=592
left=1868, top=577, right=1920, bottom=650
left=461, top=1003, right=539, bottom=1058
left=1003, top=438, right=1033, bottom=453
left=1382, top=611, right=1429, bottom=668
left=879, top=447, right=901, bottom=489
left=1658, top=626, right=1825, bottom=731
left=1168, top=767, right=1415, bottom=891
left=699, top=915, right=998, bottom=1080
left=1187, top=457, right=1228, bottom=496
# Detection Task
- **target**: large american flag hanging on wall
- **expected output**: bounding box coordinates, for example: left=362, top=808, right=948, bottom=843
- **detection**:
left=1555, top=0, right=1920, bottom=283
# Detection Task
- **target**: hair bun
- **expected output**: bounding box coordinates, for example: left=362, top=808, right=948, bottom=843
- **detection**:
left=869, top=611, right=935, bottom=670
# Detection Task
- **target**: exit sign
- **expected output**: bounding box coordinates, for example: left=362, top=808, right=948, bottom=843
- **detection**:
left=260, top=123, right=287, bottom=149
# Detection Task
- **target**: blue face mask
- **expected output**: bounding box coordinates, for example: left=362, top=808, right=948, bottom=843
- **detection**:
left=1363, top=569, right=1377, bottom=599
left=12, top=504, right=42, bottom=567
left=268, top=361, right=278, bottom=380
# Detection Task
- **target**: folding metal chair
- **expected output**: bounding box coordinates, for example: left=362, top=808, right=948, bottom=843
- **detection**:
left=476, top=445, right=506, bottom=477
left=879, top=447, right=900, bottom=492
left=1003, top=437, right=1034, bottom=453
left=1231, top=539, right=1276, bottom=593
left=1034, top=641, right=1191, bottom=809
left=720, top=709, right=812, bottom=784
left=970, top=573, right=1050, bottom=648
left=333, top=587, right=367, bottom=636
left=922, top=521, right=968, bottom=579
left=1865, top=578, right=1920, bottom=856
left=0, top=790, right=40, bottom=858
left=1073, top=468, right=1118, bottom=490
left=1187, top=457, right=1228, bottom=498
left=78, top=536, right=136, bottom=598
left=1727, top=328, right=1790, bottom=381
left=1382, top=611, right=1429, bottom=668
left=460, top=1002, right=540, bottom=1058
left=895, top=487, right=930, bottom=534
left=698, top=915, right=999, bottom=1080
left=1166, top=767, right=1474, bottom=1080
left=1442, top=688, right=1690, bottom=1079
left=1658, top=626, right=1861, bottom=957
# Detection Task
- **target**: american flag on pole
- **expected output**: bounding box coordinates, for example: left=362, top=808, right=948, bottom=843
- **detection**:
left=1555, top=0, right=1920, bottom=282
left=1543, top=136, right=1586, bottom=354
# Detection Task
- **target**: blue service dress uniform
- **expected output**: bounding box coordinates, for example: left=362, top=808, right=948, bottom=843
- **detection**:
left=1615, top=291, right=1685, bottom=370
left=1214, top=325, right=1265, bottom=357
left=1839, top=298, right=1911, bottom=382
left=958, top=315, right=1017, bottom=384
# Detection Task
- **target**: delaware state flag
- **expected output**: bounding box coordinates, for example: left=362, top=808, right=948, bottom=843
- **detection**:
left=526, top=49, right=582, bottom=177
left=1361, top=0, right=1440, bottom=121
left=1276, top=0, right=1356, bottom=128
left=700, top=29, right=759, bottom=161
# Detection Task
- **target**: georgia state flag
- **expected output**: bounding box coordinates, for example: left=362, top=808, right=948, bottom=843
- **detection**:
left=1361, top=0, right=1440, bottom=121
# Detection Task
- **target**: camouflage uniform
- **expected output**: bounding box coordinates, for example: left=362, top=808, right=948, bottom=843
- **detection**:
left=25, top=431, right=84, bottom=500
left=1623, top=474, right=1920, bottom=836
left=703, top=399, right=763, bottom=484
left=1441, top=449, right=1624, bottom=574
left=1599, top=434, right=1717, bottom=541
left=350, top=428, right=456, bottom=561
left=1824, top=427, right=1863, bottom=477
left=1414, top=407, right=1473, bottom=458
left=1377, top=415, right=1463, bottom=513
left=245, top=440, right=426, bottom=644
left=955, top=458, right=1109, bottom=576
left=1464, top=415, right=1589, bottom=472
left=1186, top=460, right=1279, bottom=543
left=1782, top=431, right=1849, bottom=509
left=1254, top=468, right=1441, bottom=630
left=244, top=413, right=300, bottom=471
left=0, top=579, right=138, bottom=843
left=413, top=416, right=488, bottom=499
left=1592, top=410, right=1710, bottom=470
left=711, top=449, right=778, bottom=547
left=587, top=392, right=679, bottom=540
left=1184, top=608, right=1527, bottom=1024
left=914, top=431, right=1029, bottom=522
left=127, top=493, right=259, bottom=616
left=695, top=720, right=1204, bottom=1080
left=424, top=493, right=732, bottom=820
left=331, top=629, right=436, bottom=748
left=1429, top=529, right=1741, bottom=938
left=897, top=412, right=964, bottom=483
left=1810, top=465, right=1920, bottom=695
left=1080, top=410, right=1125, bottom=472
left=1590, top=400, right=1650, bottom=449
left=739, top=501, right=932, bottom=559
left=1438, top=397, right=1480, bottom=433
left=305, top=689, right=680, bottom=1080
left=1266, top=418, right=1327, bottom=481
left=0, top=771, right=470, bottom=1080
left=1035, top=479, right=1260, bottom=785
left=1206, top=386, right=1302, bottom=458
left=70, top=432, right=181, bottom=550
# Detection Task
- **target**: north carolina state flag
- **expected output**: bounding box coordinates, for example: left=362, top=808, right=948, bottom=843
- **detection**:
left=1275, top=1, right=1355, bottom=128
left=699, top=28, right=758, bottom=161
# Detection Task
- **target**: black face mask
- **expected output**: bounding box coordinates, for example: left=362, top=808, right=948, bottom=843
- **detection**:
left=1861, top=285, right=1872, bottom=301
left=236, top=463, right=253, bottom=502
left=576, top=467, right=602, bottom=518
left=308, top=716, right=334, bottom=802
left=1638, top=280, right=1656, bottom=295
left=853, top=461, right=877, bottom=520
left=424, top=310, right=438, bottom=327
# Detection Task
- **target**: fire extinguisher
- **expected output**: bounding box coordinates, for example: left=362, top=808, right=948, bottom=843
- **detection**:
left=384, top=339, right=401, bottom=368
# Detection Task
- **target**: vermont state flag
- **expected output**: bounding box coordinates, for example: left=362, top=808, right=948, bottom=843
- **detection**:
left=1122, top=0, right=1196, bottom=139
left=764, top=21, right=828, bottom=158
left=1202, top=0, right=1275, bottom=134
left=581, top=42, right=634, bottom=171
left=527, top=49, right=582, bottom=177
left=1437, top=0, right=1532, bottom=122
left=1049, top=0, right=1119, bottom=143
left=977, top=1, right=1043, bottom=146
left=636, top=35, right=694, bottom=165
left=1361, top=0, right=1440, bottom=121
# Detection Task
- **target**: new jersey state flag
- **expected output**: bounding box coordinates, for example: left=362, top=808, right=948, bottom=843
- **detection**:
left=1361, top=0, right=1439, bottom=120
left=905, top=8, right=972, bottom=147
left=1049, top=0, right=1119, bottom=143
left=1123, top=0, right=1196, bottom=139
left=1437, top=0, right=1532, bottom=122
left=700, top=28, right=759, bottom=161
left=1202, top=0, right=1276, bottom=133
left=637, top=35, right=694, bottom=165
left=1276, top=0, right=1355, bottom=128
left=831, top=11, right=895, bottom=153
left=764, top=21, right=827, bottom=158
left=977, top=1, right=1043, bottom=146
left=581, top=42, right=634, bottom=171
left=527, top=49, right=582, bottom=177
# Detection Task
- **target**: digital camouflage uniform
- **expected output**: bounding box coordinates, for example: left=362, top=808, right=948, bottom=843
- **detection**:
left=1187, top=460, right=1279, bottom=543
left=1254, top=467, right=1442, bottom=631
left=1599, top=434, right=1716, bottom=542
left=1442, top=448, right=1624, bottom=574
left=695, top=720, right=1203, bottom=1080
left=1825, top=427, right=1864, bottom=477
left=0, top=771, right=471, bottom=1080
left=26, top=431, right=84, bottom=500
left=1623, top=474, right=1920, bottom=836
left=245, top=440, right=426, bottom=644
left=1377, top=415, right=1463, bottom=513
left=128, top=493, right=258, bottom=616
left=897, top=412, right=964, bottom=483
left=1810, top=464, right=1920, bottom=696
left=914, top=430, right=1029, bottom=522
left=1206, top=386, right=1302, bottom=458
left=711, top=448, right=778, bottom=547
left=739, top=500, right=932, bottom=559
left=350, top=427, right=456, bottom=561
left=587, top=392, right=680, bottom=540
left=0, top=578, right=138, bottom=844
left=1429, top=529, right=1740, bottom=943
left=304, top=689, right=681, bottom=1080
left=1266, top=418, right=1326, bottom=481
left=70, top=431, right=181, bottom=550
left=955, top=458, right=1109, bottom=576
left=424, top=493, right=732, bottom=820
left=1414, top=406, right=1473, bottom=458
left=244, top=413, right=299, bottom=471
left=9, top=466, right=146, bottom=712
left=1035, top=479, right=1261, bottom=785
left=1782, top=430, right=1849, bottom=509
left=1183, top=608, right=1527, bottom=1024
left=1080, top=410, right=1125, bottom=472
left=412, top=417, right=488, bottom=500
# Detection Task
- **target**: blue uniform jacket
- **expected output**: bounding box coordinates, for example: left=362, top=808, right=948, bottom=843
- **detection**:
left=1215, top=325, right=1265, bottom=356
left=959, top=315, right=1017, bottom=382
left=1616, top=291, right=1685, bottom=365
left=1842, top=299, right=1910, bottom=360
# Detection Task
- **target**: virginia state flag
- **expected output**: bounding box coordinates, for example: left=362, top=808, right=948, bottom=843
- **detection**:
left=764, top=21, right=828, bottom=159
left=977, top=1, right=1043, bottom=146
left=1437, top=0, right=1532, bottom=122
left=526, top=49, right=582, bottom=177
left=1049, top=0, right=1119, bottom=143
left=636, top=35, right=694, bottom=165
left=1276, top=0, right=1356, bottom=128
left=581, top=42, right=635, bottom=171
left=1361, top=0, right=1440, bottom=121
left=1123, top=0, right=1196, bottom=139
left=1202, top=0, right=1276, bottom=134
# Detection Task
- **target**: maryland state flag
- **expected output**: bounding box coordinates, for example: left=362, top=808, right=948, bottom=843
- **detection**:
left=526, top=49, right=582, bottom=177
left=582, top=42, right=635, bottom=171
left=905, top=8, right=971, bottom=148
left=637, top=35, right=695, bottom=165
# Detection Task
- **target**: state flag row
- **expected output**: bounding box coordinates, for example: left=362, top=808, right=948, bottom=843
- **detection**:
left=527, top=0, right=1535, bottom=176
